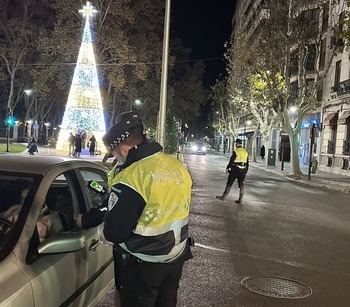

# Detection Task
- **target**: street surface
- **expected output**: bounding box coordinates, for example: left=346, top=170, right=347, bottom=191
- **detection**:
left=98, top=150, right=350, bottom=307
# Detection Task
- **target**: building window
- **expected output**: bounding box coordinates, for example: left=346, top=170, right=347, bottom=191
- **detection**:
left=319, top=39, right=326, bottom=70
left=290, top=49, right=298, bottom=76
left=322, top=3, right=329, bottom=32
left=334, top=60, right=341, bottom=89
left=316, top=79, right=323, bottom=101
left=288, top=81, right=298, bottom=104
left=306, top=44, right=316, bottom=71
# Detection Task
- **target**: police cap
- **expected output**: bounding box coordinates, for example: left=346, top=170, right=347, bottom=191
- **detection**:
left=102, top=111, right=144, bottom=162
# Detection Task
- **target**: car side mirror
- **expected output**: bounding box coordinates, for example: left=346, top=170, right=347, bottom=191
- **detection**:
left=38, top=233, right=86, bottom=254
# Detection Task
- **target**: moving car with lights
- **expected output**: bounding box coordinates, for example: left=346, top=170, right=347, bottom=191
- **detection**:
left=0, top=156, right=114, bottom=307
left=184, top=142, right=207, bottom=155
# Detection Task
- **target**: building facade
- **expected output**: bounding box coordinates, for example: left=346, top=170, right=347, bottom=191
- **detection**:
left=231, top=0, right=350, bottom=175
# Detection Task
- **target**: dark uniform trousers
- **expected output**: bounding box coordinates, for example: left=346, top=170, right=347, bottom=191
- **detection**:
left=224, top=166, right=247, bottom=197
left=113, top=243, right=192, bottom=307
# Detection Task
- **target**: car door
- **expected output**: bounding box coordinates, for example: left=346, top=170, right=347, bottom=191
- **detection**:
left=74, top=167, right=114, bottom=306
left=16, top=169, right=91, bottom=307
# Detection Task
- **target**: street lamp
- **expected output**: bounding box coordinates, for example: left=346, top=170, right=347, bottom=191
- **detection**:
left=24, top=89, right=38, bottom=121
left=130, top=99, right=142, bottom=111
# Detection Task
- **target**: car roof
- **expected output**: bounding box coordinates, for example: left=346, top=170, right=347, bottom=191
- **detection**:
left=0, top=156, right=105, bottom=176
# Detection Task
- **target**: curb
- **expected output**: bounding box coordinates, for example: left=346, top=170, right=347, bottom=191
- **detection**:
left=251, top=163, right=350, bottom=194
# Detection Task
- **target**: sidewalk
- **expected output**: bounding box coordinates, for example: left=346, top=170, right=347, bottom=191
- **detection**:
left=15, top=144, right=104, bottom=163
left=250, top=157, right=350, bottom=194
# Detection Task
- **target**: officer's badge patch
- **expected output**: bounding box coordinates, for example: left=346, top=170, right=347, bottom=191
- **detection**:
left=108, top=192, right=119, bottom=211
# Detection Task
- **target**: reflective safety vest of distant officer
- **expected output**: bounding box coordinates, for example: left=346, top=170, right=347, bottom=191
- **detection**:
left=100, top=111, right=194, bottom=307
left=216, top=138, right=249, bottom=204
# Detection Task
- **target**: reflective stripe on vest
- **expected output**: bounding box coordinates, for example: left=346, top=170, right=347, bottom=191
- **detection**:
left=113, top=152, right=192, bottom=263
left=234, top=147, right=248, bottom=164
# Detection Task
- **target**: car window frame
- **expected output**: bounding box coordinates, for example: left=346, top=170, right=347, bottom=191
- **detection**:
left=0, top=173, right=41, bottom=262
left=74, top=167, right=109, bottom=212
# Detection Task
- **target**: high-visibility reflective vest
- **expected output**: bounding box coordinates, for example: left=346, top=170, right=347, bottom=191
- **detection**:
left=234, top=147, right=248, bottom=164
left=111, top=152, right=192, bottom=263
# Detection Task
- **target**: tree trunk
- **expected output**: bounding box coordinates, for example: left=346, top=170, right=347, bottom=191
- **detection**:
left=290, top=130, right=303, bottom=177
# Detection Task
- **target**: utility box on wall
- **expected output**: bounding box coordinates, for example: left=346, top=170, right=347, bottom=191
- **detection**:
left=267, top=149, right=276, bottom=166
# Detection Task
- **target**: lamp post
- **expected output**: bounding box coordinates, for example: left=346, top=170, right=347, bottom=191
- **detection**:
left=5, top=108, right=13, bottom=153
left=24, top=89, right=38, bottom=122
left=44, top=123, right=50, bottom=145
left=243, top=120, right=251, bottom=149
left=53, top=127, right=57, bottom=139
left=157, top=0, right=171, bottom=147
left=26, top=120, right=33, bottom=140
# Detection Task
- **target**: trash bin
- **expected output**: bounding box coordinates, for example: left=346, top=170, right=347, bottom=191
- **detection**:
left=267, top=149, right=276, bottom=166
left=311, top=160, right=318, bottom=174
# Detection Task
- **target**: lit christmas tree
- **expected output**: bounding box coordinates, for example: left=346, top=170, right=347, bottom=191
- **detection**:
left=56, top=1, right=106, bottom=154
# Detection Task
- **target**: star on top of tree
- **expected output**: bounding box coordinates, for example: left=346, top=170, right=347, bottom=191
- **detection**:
left=79, top=1, right=97, bottom=19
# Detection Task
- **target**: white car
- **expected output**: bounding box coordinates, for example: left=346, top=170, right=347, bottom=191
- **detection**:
left=0, top=156, right=114, bottom=307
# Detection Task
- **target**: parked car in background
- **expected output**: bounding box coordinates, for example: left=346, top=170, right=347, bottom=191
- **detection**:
left=0, top=156, right=114, bottom=307
left=184, top=142, right=207, bottom=155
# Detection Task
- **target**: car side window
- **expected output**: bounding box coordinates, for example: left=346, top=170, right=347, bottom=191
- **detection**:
left=79, top=168, right=109, bottom=211
left=42, top=172, right=80, bottom=240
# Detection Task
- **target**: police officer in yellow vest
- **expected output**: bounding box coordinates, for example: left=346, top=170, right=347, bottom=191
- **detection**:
left=101, top=112, right=193, bottom=307
left=216, top=138, right=249, bottom=204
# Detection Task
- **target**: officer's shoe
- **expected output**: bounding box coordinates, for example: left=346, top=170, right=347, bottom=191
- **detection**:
left=216, top=195, right=226, bottom=201
left=235, top=198, right=243, bottom=204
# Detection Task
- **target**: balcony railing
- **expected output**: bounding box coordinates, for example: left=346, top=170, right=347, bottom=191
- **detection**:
left=327, top=140, right=335, bottom=154
left=343, top=140, right=350, bottom=155
left=331, top=79, right=350, bottom=96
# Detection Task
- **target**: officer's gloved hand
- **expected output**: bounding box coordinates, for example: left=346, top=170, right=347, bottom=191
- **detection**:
left=80, top=207, right=105, bottom=229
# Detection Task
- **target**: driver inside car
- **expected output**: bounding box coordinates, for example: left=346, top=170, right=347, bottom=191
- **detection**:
left=0, top=180, right=64, bottom=242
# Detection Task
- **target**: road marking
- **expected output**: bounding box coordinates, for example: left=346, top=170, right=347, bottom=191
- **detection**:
left=195, top=243, right=231, bottom=253
left=195, top=242, right=350, bottom=275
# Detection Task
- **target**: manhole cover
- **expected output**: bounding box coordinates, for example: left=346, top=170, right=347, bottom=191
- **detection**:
left=241, top=276, right=312, bottom=299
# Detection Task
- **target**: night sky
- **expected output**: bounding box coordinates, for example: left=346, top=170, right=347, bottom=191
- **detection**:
left=171, top=0, right=236, bottom=87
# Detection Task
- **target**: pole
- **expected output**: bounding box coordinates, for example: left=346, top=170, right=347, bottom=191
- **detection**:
left=281, top=138, right=285, bottom=171
left=157, top=0, right=171, bottom=148
left=243, top=122, right=246, bottom=149
left=308, top=124, right=316, bottom=181
left=5, top=108, right=12, bottom=153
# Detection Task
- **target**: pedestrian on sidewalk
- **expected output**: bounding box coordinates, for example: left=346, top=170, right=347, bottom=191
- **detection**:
left=74, top=134, right=82, bottom=157
left=260, top=145, right=265, bottom=160
left=68, top=132, right=76, bottom=156
left=27, top=137, right=38, bottom=155
left=216, top=138, right=249, bottom=204
left=89, top=134, right=96, bottom=155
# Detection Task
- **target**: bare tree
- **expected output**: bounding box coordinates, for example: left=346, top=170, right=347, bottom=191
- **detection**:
left=227, top=0, right=342, bottom=176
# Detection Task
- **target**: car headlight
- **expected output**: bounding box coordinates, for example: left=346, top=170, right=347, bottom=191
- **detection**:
left=192, top=145, right=198, bottom=151
left=201, top=146, right=207, bottom=152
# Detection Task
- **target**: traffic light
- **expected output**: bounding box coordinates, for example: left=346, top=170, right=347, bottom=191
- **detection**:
left=4, top=108, right=14, bottom=126
left=5, top=116, right=15, bottom=126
